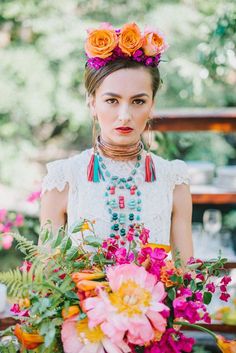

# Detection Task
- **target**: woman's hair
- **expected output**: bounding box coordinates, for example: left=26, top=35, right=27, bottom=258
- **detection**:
left=84, top=58, right=161, bottom=100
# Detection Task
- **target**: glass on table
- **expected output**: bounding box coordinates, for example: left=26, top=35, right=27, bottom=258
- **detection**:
left=203, top=209, right=222, bottom=258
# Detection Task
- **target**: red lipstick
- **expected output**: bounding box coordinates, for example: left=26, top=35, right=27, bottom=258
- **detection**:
left=115, top=127, right=134, bottom=134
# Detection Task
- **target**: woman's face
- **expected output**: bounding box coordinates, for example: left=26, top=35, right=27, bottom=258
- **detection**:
left=89, top=67, right=155, bottom=146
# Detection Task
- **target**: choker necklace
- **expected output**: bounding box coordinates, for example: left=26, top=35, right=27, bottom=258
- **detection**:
left=96, top=135, right=144, bottom=161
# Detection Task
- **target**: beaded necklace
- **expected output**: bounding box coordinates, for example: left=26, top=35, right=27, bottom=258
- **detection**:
left=99, top=153, right=143, bottom=239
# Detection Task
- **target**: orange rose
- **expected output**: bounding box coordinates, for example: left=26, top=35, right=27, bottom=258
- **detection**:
left=14, top=324, right=44, bottom=350
left=85, top=23, right=118, bottom=59
left=62, top=305, right=80, bottom=320
left=216, top=335, right=236, bottom=353
left=143, top=27, right=168, bottom=56
left=118, top=22, right=143, bottom=56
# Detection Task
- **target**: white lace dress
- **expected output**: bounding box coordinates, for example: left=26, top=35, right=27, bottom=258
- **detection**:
left=41, top=148, right=190, bottom=246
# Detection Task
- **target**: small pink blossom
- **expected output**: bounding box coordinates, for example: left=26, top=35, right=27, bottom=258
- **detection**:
left=114, top=248, right=134, bottom=264
left=27, top=190, right=41, bottom=203
left=139, top=227, right=150, bottom=245
left=206, top=282, right=216, bottom=293
left=220, top=276, right=231, bottom=286
left=0, top=209, right=7, bottom=222
left=10, top=304, right=29, bottom=317
left=219, top=292, right=230, bottom=302
left=20, top=261, right=32, bottom=272
left=14, top=214, right=24, bottom=227
left=2, top=234, right=13, bottom=250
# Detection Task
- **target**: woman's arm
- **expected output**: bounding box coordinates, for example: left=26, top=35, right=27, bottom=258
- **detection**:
left=170, top=183, right=193, bottom=266
left=39, top=185, right=69, bottom=242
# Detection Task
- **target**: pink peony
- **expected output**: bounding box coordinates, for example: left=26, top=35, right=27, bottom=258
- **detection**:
left=61, top=315, right=131, bottom=353
left=84, top=263, right=169, bottom=346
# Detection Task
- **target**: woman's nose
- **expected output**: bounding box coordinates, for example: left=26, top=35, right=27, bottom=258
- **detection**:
left=118, top=106, right=131, bottom=123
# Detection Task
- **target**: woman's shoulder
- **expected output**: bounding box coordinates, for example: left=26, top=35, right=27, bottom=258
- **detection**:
left=41, top=148, right=92, bottom=194
left=151, top=152, right=190, bottom=187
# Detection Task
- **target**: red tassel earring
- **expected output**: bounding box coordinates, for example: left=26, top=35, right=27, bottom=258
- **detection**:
left=145, top=118, right=156, bottom=182
left=87, top=116, right=104, bottom=182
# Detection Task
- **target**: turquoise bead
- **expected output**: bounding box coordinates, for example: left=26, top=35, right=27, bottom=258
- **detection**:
left=105, top=171, right=111, bottom=177
left=99, top=156, right=103, bottom=162
left=110, top=233, right=115, bottom=238
left=137, top=206, right=142, bottom=212
left=137, top=199, right=142, bottom=204
left=135, top=162, right=140, bottom=168
left=127, top=176, right=133, bottom=181
left=131, top=169, right=136, bottom=175
left=112, top=176, right=118, bottom=180
left=137, top=155, right=141, bottom=160
left=120, top=229, right=126, bottom=236
left=136, top=215, right=141, bottom=221
left=137, top=191, right=141, bottom=196
left=101, top=163, right=106, bottom=169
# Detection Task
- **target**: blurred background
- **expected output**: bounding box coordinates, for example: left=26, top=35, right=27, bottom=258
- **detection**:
left=0, top=0, right=236, bottom=348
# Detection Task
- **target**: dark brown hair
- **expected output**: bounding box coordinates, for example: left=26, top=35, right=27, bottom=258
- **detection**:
left=84, top=58, right=161, bottom=100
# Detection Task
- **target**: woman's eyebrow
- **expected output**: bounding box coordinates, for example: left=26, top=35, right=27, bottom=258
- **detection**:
left=102, top=92, right=150, bottom=98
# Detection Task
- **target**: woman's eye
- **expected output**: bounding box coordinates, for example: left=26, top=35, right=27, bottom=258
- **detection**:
left=133, top=99, right=145, bottom=105
left=106, top=99, right=117, bottom=104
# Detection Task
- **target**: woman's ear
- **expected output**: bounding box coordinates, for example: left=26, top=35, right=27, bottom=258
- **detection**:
left=87, top=94, right=96, bottom=117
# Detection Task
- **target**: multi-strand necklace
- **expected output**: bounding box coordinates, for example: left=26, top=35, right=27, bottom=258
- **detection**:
left=98, top=152, right=143, bottom=239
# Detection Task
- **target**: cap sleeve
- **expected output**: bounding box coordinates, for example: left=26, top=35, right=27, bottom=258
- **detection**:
left=170, top=159, right=190, bottom=189
left=41, top=159, right=70, bottom=195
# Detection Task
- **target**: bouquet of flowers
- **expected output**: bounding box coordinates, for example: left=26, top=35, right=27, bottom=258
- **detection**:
left=0, top=220, right=235, bottom=353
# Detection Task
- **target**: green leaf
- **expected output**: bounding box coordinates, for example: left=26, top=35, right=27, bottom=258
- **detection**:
left=44, top=324, right=56, bottom=348
left=71, top=221, right=87, bottom=233
left=73, top=262, right=86, bottom=269
left=190, top=279, right=197, bottom=291
left=84, top=236, right=103, bottom=248
left=65, top=246, right=79, bottom=260
left=203, top=291, right=212, bottom=305
left=60, top=237, right=72, bottom=253
left=51, top=228, right=64, bottom=248
left=65, top=290, right=79, bottom=300
left=167, top=288, right=176, bottom=300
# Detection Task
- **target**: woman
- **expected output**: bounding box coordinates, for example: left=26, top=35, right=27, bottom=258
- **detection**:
left=40, top=22, right=193, bottom=265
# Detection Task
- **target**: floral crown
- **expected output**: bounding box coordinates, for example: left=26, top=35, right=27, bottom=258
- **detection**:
left=84, top=22, right=169, bottom=70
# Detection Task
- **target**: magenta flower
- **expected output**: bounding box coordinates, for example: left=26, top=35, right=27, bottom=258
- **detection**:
left=19, top=261, right=32, bottom=272
left=144, top=328, right=195, bottom=353
left=173, top=296, right=209, bottom=324
left=114, top=248, right=135, bottom=264
left=14, top=214, right=24, bottom=227
left=219, top=292, right=230, bottom=302
left=139, top=227, right=150, bottom=245
left=27, top=190, right=41, bottom=203
left=206, top=282, right=216, bottom=293
left=221, top=276, right=231, bottom=286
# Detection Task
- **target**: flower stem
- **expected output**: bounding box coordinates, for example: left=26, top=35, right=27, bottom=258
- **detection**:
left=174, top=321, right=217, bottom=340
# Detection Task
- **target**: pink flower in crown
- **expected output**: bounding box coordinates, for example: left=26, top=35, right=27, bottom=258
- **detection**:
left=84, top=263, right=169, bottom=346
left=143, top=26, right=169, bottom=56
left=2, top=234, right=13, bottom=250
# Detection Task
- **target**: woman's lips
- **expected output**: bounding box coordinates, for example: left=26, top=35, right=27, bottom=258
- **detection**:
left=115, top=127, right=134, bottom=134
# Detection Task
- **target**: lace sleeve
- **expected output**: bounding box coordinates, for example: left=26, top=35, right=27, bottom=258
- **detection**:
left=41, top=159, right=70, bottom=195
left=170, top=159, right=190, bottom=189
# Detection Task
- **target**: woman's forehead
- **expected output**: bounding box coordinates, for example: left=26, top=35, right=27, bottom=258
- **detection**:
left=96, top=68, right=153, bottom=97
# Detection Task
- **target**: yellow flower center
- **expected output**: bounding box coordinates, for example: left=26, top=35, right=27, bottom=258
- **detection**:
left=76, top=318, right=104, bottom=344
left=109, top=279, right=151, bottom=317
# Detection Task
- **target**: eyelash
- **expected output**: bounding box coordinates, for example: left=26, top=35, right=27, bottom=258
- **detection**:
left=105, top=98, right=146, bottom=105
